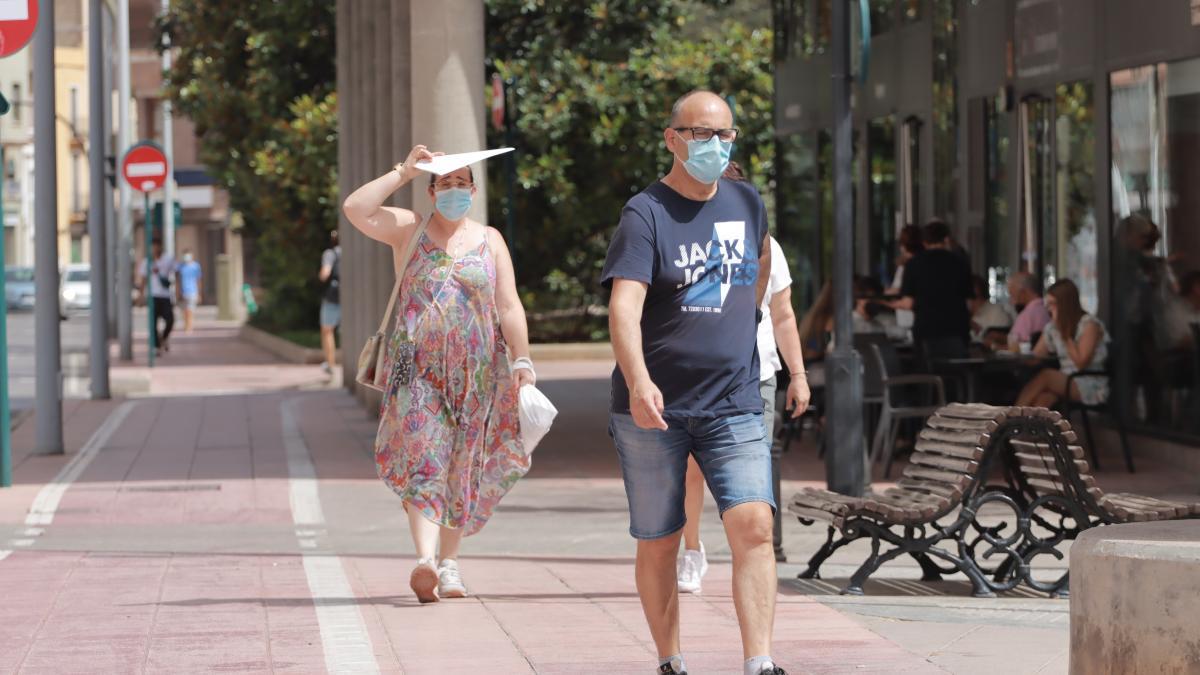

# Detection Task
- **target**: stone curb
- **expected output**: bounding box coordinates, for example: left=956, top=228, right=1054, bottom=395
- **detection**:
left=239, top=324, right=337, bottom=365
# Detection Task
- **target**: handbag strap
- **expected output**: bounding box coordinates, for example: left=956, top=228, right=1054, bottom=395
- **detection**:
left=375, top=217, right=430, bottom=335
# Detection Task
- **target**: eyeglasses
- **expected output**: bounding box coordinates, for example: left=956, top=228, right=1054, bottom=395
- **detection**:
left=672, top=127, right=740, bottom=142
left=433, top=180, right=474, bottom=190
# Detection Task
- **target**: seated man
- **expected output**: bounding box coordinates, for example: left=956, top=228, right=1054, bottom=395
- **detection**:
left=1000, top=271, right=1050, bottom=352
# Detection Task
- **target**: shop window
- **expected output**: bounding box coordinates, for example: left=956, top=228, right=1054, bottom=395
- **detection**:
left=870, top=0, right=894, bottom=35
left=1110, top=56, right=1200, bottom=436
left=868, top=117, right=897, bottom=284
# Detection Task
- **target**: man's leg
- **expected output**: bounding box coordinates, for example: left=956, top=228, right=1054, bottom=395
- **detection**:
left=692, top=413, right=778, bottom=662
left=158, top=298, right=175, bottom=347
left=320, top=325, right=336, bottom=366
left=637, top=529, right=685, bottom=658
left=723, top=502, right=777, bottom=659
left=609, top=413, right=691, bottom=666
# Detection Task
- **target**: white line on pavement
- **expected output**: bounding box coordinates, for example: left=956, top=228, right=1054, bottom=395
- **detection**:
left=281, top=398, right=380, bottom=675
left=0, top=401, right=137, bottom=563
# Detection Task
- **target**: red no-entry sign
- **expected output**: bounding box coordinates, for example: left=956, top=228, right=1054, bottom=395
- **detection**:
left=0, top=0, right=38, bottom=58
left=121, top=142, right=169, bottom=193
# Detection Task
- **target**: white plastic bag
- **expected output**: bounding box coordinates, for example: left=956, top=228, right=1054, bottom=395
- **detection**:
left=518, top=384, right=558, bottom=455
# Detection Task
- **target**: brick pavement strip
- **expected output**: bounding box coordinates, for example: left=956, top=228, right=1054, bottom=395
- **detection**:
left=0, top=387, right=946, bottom=674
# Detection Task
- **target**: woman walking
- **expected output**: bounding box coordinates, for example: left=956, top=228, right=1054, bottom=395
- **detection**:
left=343, top=144, right=533, bottom=603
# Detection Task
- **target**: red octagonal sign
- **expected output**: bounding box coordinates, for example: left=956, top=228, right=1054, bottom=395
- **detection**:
left=0, top=0, right=38, bottom=58
left=122, top=142, right=169, bottom=193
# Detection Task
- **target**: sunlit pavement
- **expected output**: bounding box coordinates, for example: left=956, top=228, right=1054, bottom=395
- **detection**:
left=6, top=312, right=1185, bottom=672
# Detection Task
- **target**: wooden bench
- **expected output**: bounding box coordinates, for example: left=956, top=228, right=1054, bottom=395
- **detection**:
left=788, top=403, right=1200, bottom=597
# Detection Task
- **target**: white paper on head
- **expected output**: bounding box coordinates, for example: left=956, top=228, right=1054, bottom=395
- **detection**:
left=413, top=147, right=515, bottom=176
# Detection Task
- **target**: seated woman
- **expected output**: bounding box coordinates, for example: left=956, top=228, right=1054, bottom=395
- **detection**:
left=797, top=281, right=833, bottom=361
left=1016, top=279, right=1110, bottom=408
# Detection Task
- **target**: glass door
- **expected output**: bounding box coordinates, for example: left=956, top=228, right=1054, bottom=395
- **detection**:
left=1019, top=95, right=1054, bottom=282
left=868, top=117, right=898, bottom=285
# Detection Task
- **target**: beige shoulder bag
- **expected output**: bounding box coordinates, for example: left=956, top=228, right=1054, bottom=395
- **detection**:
left=355, top=218, right=429, bottom=394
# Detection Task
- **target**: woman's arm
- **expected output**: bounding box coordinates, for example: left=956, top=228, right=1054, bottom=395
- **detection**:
left=489, top=228, right=533, bottom=386
left=769, top=287, right=811, bottom=417
left=342, top=145, right=436, bottom=247
left=1062, top=320, right=1103, bottom=370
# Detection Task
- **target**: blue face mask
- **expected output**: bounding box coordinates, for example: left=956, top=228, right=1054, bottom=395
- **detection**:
left=680, top=135, right=733, bottom=184
left=434, top=187, right=473, bottom=221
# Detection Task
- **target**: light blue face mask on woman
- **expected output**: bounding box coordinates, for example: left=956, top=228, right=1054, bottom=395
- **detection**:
left=435, top=187, right=473, bottom=221
left=681, top=135, right=733, bottom=184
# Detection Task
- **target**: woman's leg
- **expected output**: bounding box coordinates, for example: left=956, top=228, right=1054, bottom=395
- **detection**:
left=1017, top=369, right=1074, bottom=408
left=682, top=455, right=705, bottom=551
left=406, top=502, right=440, bottom=561
left=438, top=526, right=465, bottom=561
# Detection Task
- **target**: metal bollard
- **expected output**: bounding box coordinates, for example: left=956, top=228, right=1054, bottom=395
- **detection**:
left=215, top=254, right=232, bottom=320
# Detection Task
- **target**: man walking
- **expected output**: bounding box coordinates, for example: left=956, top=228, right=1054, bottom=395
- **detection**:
left=889, top=219, right=973, bottom=363
left=318, top=230, right=341, bottom=374
left=138, top=239, right=176, bottom=357
left=178, top=249, right=202, bottom=333
left=602, top=90, right=784, bottom=675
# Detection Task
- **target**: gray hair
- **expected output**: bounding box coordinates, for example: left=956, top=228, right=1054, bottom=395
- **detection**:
left=1010, top=271, right=1040, bottom=294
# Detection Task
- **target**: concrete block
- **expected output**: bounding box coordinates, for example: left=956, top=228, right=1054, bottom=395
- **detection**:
left=1069, top=521, right=1200, bottom=674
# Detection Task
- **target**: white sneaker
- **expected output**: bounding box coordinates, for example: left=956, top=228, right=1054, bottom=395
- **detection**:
left=676, top=543, right=708, bottom=594
left=410, top=557, right=439, bottom=604
left=320, top=361, right=332, bottom=374
left=437, top=559, right=467, bottom=598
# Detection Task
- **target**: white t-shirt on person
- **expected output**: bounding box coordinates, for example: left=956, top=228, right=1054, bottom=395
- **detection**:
left=756, top=236, right=793, bottom=381
left=144, top=255, right=177, bottom=300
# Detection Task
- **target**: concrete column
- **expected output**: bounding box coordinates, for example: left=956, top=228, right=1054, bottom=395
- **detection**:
left=408, top=0, right=487, bottom=223
left=335, top=0, right=484, bottom=411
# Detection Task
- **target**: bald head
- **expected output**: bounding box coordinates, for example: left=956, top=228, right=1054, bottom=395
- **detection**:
left=669, top=90, right=732, bottom=128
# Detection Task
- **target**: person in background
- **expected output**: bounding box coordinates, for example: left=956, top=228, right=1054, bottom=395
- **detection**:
left=889, top=219, right=973, bottom=362
left=796, top=281, right=833, bottom=361
left=1180, top=271, right=1200, bottom=322
left=178, top=249, right=202, bottom=333
left=677, top=233, right=811, bottom=596
left=853, top=275, right=892, bottom=335
left=318, top=230, right=341, bottom=375
left=887, top=225, right=923, bottom=339
left=1016, top=279, right=1110, bottom=408
left=968, top=275, right=1011, bottom=344
left=137, top=239, right=177, bottom=357
left=1001, top=271, right=1050, bottom=352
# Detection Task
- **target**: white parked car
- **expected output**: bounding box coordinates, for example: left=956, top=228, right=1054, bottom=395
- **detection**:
left=60, top=263, right=92, bottom=311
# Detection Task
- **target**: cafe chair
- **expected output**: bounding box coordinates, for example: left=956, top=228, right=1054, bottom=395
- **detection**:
left=870, top=341, right=947, bottom=478
left=1063, top=359, right=1135, bottom=473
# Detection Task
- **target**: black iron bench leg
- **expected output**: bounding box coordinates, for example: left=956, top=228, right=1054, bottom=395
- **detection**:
left=911, top=552, right=944, bottom=582
left=798, top=526, right=849, bottom=579
left=844, top=538, right=908, bottom=596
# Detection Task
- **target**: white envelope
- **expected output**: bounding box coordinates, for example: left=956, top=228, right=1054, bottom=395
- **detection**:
left=413, top=147, right=514, bottom=176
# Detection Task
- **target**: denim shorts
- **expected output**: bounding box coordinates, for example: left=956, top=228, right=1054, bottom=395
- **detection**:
left=609, top=411, right=775, bottom=540
left=319, top=300, right=341, bottom=328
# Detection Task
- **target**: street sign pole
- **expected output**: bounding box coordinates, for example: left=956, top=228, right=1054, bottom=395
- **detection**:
left=144, top=192, right=154, bottom=367
left=33, top=0, right=64, bottom=456
left=0, top=0, right=41, bottom=480
left=825, top=0, right=866, bottom=496
left=0, top=125, right=9, bottom=486
left=121, top=141, right=168, bottom=369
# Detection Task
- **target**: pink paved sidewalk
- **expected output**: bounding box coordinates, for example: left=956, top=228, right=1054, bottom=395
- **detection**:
left=0, top=391, right=940, bottom=674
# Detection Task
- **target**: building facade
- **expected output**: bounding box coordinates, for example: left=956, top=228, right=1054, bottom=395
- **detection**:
left=774, top=0, right=1200, bottom=444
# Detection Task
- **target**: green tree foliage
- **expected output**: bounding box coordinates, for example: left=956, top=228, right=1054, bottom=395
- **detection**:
left=485, top=0, right=773, bottom=339
left=159, top=0, right=338, bottom=331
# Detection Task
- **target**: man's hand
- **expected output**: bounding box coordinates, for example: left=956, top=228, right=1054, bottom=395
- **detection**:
left=630, top=380, right=668, bottom=430
left=787, top=376, right=811, bottom=418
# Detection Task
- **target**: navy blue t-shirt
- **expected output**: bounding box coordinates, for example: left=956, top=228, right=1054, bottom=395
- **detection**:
left=601, top=178, right=769, bottom=420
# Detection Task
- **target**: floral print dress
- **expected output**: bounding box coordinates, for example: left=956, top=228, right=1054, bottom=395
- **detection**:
left=375, top=230, right=528, bottom=536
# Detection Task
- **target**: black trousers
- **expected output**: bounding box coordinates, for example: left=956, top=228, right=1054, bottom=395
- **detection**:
left=153, top=297, right=175, bottom=346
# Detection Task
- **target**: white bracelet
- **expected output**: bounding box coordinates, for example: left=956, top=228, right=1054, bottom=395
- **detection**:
left=512, top=357, right=534, bottom=372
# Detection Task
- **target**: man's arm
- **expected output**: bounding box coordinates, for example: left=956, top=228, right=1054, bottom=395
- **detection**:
left=609, top=279, right=667, bottom=430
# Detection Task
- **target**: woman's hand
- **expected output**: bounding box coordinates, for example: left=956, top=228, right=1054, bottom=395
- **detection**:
left=398, top=145, right=441, bottom=183
left=514, top=367, right=535, bottom=389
